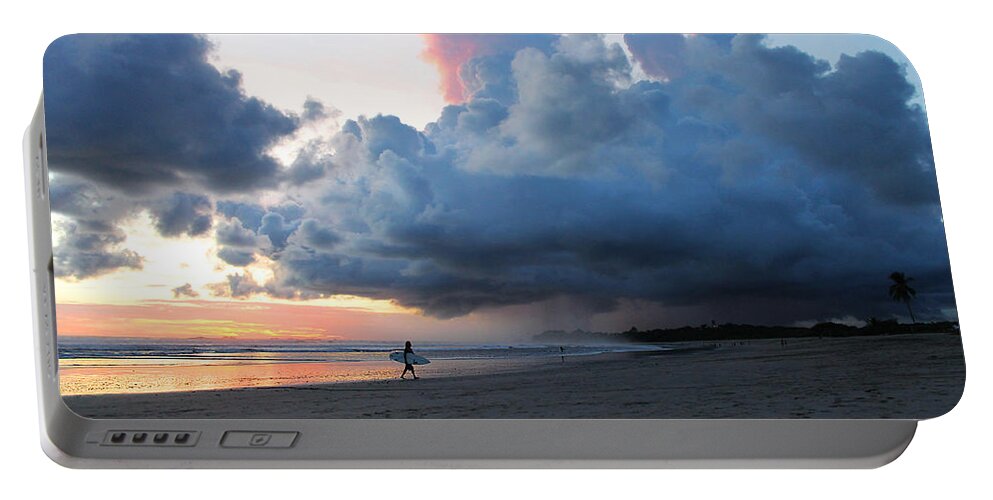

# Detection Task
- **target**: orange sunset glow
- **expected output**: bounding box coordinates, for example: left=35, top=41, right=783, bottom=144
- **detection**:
left=56, top=300, right=469, bottom=341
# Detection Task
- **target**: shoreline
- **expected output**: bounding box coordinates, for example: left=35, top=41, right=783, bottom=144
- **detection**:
left=57, top=343, right=667, bottom=397
left=63, top=333, right=964, bottom=419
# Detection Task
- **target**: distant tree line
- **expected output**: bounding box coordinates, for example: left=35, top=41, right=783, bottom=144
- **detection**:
left=536, top=272, right=953, bottom=344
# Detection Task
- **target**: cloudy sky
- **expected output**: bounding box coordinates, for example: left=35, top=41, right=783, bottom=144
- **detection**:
left=43, top=34, right=955, bottom=342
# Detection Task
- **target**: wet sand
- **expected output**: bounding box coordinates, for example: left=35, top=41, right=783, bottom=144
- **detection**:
left=65, top=333, right=965, bottom=419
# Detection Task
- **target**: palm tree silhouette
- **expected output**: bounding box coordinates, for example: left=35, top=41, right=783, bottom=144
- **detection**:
left=888, top=272, right=917, bottom=324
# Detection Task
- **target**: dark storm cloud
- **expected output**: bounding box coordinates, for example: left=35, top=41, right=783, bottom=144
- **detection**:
left=302, top=97, right=329, bottom=122
left=211, top=202, right=308, bottom=267
left=284, top=141, right=331, bottom=185
left=43, top=34, right=299, bottom=193
left=260, top=35, right=953, bottom=324
left=268, top=203, right=306, bottom=223
left=621, top=34, right=737, bottom=83
left=293, top=219, right=342, bottom=249
left=44, top=34, right=953, bottom=326
left=53, top=221, right=143, bottom=279
left=214, top=217, right=264, bottom=266
left=48, top=176, right=146, bottom=279
left=216, top=219, right=259, bottom=247
left=217, top=248, right=256, bottom=267
left=455, top=36, right=657, bottom=176
left=149, top=192, right=213, bottom=237
left=259, top=212, right=300, bottom=249
left=205, top=271, right=320, bottom=300
left=42, top=34, right=304, bottom=278
left=216, top=201, right=266, bottom=231
left=359, top=114, right=433, bottom=160
left=626, top=34, right=937, bottom=205
left=48, top=178, right=132, bottom=228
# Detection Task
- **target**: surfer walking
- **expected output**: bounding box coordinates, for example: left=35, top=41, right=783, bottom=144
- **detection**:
left=400, top=340, right=419, bottom=380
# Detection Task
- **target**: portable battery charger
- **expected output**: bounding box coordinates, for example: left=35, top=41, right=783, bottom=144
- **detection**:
left=25, top=33, right=965, bottom=468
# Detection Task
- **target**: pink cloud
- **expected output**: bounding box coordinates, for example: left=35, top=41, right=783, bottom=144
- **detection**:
left=420, top=34, right=556, bottom=103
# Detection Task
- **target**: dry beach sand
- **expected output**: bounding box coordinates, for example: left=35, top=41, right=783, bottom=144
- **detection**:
left=65, top=333, right=964, bottom=419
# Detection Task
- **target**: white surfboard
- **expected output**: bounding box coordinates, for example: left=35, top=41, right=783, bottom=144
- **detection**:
left=389, top=351, right=431, bottom=365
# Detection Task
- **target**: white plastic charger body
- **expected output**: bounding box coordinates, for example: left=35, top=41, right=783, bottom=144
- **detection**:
left=25, top=98, right=919, bottom=468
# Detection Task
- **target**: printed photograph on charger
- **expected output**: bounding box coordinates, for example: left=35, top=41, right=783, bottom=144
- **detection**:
left=43, top=34, right=965, bottom=419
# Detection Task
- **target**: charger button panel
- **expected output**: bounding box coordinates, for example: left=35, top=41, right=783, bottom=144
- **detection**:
left=220, top=431, right=299, bottom=448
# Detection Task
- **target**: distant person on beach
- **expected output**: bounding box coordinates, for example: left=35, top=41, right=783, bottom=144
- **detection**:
left=400, top=340, right=419, bottom=380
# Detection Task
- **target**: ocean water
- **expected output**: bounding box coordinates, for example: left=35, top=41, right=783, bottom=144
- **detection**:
left=58, top=338, right=664, bottom=396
